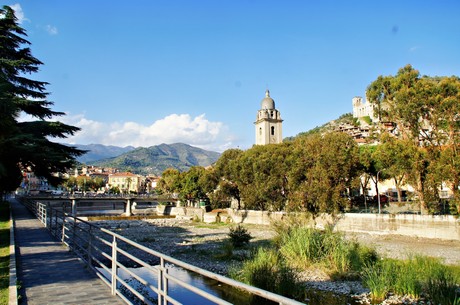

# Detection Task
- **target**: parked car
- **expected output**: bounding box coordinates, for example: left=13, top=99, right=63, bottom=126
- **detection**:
left=373, top=194, right=389, bottom=204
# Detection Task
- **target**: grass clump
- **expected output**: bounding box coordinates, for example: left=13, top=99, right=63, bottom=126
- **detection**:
left=228, top=247, right=304, bottom=300
left=0, top=202, right=10, bottom=305
left=228, top=224, right=252, bottom=248
left=276, top=224, right=378, bottom=279
left=362, top=255, right=460, bottom=305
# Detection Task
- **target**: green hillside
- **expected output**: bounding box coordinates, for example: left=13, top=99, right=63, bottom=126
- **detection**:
left=90, top=143, right=221, bottom=175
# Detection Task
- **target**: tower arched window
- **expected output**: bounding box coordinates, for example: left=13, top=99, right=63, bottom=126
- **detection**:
left=271, top=126, right=275, bottom=136
left=259, top=127, right=262, bottom=135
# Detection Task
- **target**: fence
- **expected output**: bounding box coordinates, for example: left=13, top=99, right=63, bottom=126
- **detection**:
left=20, top=198, right=305, bottom=305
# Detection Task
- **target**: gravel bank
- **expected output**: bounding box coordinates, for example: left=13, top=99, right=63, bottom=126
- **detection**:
left=90, top=218, right=460, bottom=304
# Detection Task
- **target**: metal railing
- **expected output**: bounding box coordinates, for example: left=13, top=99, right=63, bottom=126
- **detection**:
left=20, top=198, right=305, bottom=305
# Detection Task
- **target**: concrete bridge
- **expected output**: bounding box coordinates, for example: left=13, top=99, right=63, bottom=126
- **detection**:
left=26, top=195, right=178, bottom=216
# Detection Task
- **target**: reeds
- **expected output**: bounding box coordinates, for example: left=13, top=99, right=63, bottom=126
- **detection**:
left=228, top=247, right=304, bottom=300
left=277, top=225, right=378, bottom=279
left=362, top=255, right=459, bottom=305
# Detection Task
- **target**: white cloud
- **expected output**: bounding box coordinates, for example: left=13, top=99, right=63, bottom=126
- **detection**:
left=45, top=24, right=58, bottom=35
left=9, top=3, right=28, bottom=24
left=58, top=113, right=237, bottom=152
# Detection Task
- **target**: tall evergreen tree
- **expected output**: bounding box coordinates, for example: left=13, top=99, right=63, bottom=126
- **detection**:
left=0, top=6, right=84, bottom=194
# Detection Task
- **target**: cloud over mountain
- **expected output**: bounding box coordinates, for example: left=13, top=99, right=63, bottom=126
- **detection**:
left=59, top=113, right=236, bottom=152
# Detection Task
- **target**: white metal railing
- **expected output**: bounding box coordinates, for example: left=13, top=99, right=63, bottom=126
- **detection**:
left=19, top=198, right=305, bottom=305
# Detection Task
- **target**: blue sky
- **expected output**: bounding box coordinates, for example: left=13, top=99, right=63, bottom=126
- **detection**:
left=11, top=1, right=460, bottom=152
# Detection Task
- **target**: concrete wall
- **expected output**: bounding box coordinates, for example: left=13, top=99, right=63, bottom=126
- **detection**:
left=225, top=209, right=460, bottom=241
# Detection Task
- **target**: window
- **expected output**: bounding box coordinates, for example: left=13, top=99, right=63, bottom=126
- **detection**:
left=259, top=127, right=262, bottom=135
left=271, top=126, right=275, bottom=135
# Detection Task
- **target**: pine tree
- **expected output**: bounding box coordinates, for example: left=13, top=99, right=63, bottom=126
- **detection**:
left=0, top=5, right=84, bottom=194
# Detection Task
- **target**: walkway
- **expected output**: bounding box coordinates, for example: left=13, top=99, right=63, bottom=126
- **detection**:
left=10, top=199, right=125, bottom=305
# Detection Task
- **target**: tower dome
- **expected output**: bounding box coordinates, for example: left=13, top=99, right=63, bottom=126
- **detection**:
left=260, top=89, right=275, bottom=109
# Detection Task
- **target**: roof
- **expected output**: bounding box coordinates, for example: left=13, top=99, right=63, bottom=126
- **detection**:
left=260, top=89, right=275, bottom=110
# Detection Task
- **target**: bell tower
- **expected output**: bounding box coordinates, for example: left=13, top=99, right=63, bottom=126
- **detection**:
left=254, top=89, right=283, bottom=145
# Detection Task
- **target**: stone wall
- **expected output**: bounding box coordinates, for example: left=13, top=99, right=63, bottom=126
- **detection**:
left=224, top=209, right=460, bottom=241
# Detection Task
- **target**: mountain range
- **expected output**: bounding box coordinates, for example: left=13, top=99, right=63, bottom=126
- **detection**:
left=74, top=143, right=221, bottom=176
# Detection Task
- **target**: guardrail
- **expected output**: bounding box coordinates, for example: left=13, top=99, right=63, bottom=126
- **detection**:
left=19, top=198, right=305, bottom=305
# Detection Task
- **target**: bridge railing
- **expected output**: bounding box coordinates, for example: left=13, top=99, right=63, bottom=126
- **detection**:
left=19, top=198, right=305, bottom=305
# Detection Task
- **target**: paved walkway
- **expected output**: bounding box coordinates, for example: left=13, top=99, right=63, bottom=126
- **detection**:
left=10, top=199, right=125, bottom=305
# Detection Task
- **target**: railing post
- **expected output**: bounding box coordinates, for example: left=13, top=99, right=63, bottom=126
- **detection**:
left=54, top=209, right=58, bottom=238
left=71, top=197, right=77, bottom=216
left=87, top=226, right=92, bottom=268
left=61, top=215, right=66, bottom=243
left=163, top=267, right=168, bottom=305
left=158, top=258, right=164, bottom=305
left=111, top=236, right=118, bottom=296
left=72, top=216, right=76, bottom=250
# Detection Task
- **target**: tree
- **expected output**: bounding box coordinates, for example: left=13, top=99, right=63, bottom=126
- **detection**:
left=374, top=135, right=414, bottom=202
left=287, top=132, right=360, bottom=215
left=157, top=168, right=182, bottom=195
left=213, top=149, right=243, bottom=208
left=0, top=6, right=84, bottom=195
left=234, top=144, right=290, bottom=211
left=367, top=65, right=436, bottom=212
left=366, top=65, right=460, bottom=213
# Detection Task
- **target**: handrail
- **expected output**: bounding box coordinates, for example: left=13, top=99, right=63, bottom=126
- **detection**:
left=18, top=198, right=305, bottom=305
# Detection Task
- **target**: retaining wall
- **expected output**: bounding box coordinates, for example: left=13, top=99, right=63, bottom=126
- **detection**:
left=225, top=209, right=460, bottom=241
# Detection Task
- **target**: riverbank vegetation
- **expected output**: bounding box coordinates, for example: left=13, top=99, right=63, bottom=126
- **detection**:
left=156, top=66, right=460, bottom=216
left=0, top=202, right=10, bottom=305
left=227, top=218, right=460, bottom=304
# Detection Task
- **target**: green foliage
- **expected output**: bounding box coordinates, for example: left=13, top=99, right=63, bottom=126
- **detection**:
left=0, top=6, right=84, bottom=193
left=228, top=225, right=252, bottom=248
left=276, top=225, right=377, bottom=279
left=362, top=256, right=460, bottom=305
left=228, top=247, right=304, bottom=300
left=287, top=132, right=360, bottom=214
left=362, top=116, right=372, bottom=125
left=362, top=259, right=394, bottom=303
left=0, top=202, right=10, bottom=304
left=366, top=65, right=460, bottom=212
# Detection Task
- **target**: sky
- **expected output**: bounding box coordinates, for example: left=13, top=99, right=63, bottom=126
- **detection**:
left=9, top=1, right=460, bottom=152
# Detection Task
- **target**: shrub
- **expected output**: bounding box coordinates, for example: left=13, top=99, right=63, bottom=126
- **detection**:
left=228, top=225, right=252, bottom=248
left=229, top=247, right=304, bottom=300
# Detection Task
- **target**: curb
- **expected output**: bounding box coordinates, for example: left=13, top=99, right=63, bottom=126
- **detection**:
left=9, top=201, right=18, bottom=305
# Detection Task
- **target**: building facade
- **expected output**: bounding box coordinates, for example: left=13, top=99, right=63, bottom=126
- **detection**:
left=352, top=96, right=378, bottom=123
left=108, top=172, right=141, bottom=194
left=254, top=90, right=283, bottom=145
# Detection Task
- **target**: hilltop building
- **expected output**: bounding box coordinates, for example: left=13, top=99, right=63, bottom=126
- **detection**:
left=254, top=90, right=283, bottom=145
left=352, top=96, right=378, bottom=123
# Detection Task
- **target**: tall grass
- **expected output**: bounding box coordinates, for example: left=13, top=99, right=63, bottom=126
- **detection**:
left=362, top=255, right=459, bottom=305
left=277, top=225, right=378, bottom=279
left=228, top=247, right=304, bottom=300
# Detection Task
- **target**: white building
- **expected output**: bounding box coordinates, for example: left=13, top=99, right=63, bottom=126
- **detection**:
left=254, top=90, right=283, bottom=145
left=352, top=96, right=378, bottom=123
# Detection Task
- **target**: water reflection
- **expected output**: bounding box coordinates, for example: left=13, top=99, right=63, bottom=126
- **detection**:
left=99, top=265, right=377, bottom=305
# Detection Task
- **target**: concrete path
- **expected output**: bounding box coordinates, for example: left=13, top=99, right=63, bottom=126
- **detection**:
left=10, top=199, right=125, bottom=305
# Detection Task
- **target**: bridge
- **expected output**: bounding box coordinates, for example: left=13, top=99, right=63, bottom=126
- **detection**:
left=27, top=195, right=179, bottom=216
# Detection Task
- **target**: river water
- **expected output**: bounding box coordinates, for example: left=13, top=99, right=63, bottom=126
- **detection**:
left=99, top=264, right=366, bottom=305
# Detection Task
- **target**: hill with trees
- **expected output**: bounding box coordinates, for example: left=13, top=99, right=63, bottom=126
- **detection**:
left=89, top=143, right=220, bottom=176
left=73, top=144, right=136, bottom=163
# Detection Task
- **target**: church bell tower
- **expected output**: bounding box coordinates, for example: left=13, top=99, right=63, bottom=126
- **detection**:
left=254, top=89, right=283, bottom=145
